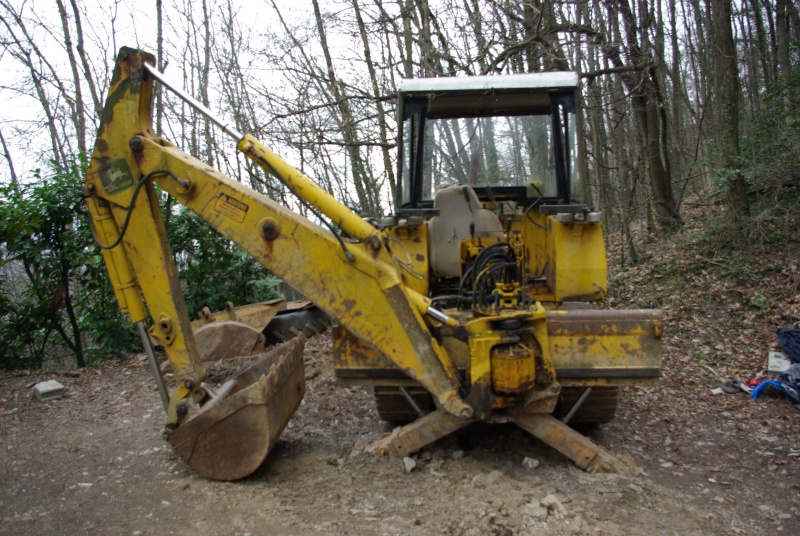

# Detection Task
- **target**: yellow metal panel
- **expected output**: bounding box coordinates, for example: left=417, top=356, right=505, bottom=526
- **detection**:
left=507, top=210, right=549, bottom=284
left=334, top=308, right=662, bottom=388
left=83, top=195, right=147, bottom=323
left=386, top=224, right=430, bottom=296
left=547, top=219, right=607, bottom=301
left=546, top=309, right=662, bottom=384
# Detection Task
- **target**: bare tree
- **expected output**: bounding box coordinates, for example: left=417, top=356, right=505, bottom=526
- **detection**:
left=0, top=1, right=69, bottom=167
left=710, top=0, right=749, bottom=217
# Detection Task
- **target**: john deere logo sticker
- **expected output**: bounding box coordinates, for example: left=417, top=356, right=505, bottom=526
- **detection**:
left=215, top=193, right=249, bottom=223
left=99, top=159, right=135, bottom=195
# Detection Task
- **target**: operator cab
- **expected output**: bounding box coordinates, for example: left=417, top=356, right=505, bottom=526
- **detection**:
left=392, top=72, right=601, bottom=300
left=395, top=72, right=584, bottom=216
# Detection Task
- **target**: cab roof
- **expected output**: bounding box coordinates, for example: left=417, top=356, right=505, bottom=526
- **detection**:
left=397, top=71, right=579, bottom=94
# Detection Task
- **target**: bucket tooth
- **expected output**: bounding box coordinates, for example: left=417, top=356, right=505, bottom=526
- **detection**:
left=167, top=337, right=305, bottom=481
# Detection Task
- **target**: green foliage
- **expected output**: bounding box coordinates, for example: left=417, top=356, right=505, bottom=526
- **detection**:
left=748, top=291, right=766, bottom=310
left=691, top=73, right=800, bottom=256
left=0, top=161, right=283, bottom=371
left=0, top=156, right=136, bottom=370
left=700, top=173, right=800, bottom=256
left=712, top=159, right=746, bottom=193
left=165, top=203, right=282, bottom=317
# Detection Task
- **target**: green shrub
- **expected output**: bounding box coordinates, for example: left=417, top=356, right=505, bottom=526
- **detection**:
left=165, top=204, right=283, bottom=317
left=0, top=156, right=136, bottom=369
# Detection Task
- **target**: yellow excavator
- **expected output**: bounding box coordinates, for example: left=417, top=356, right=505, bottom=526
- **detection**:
left=84, top=48, right=662, bottom=481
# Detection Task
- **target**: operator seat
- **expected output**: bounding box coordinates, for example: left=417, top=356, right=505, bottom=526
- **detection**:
left=428, top=185, right=504, bottom=278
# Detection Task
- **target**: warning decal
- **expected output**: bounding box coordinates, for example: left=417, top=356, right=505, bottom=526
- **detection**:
left=214, top=193, right=249, bottom=223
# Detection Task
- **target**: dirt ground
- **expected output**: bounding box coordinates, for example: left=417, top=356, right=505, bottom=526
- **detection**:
left=1, top=324, right=799, bottom=536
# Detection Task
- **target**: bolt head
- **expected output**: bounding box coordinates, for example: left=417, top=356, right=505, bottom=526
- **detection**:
left=129, top=136, right=143, bottom=152
left=260, top=218, right=280, bottom=241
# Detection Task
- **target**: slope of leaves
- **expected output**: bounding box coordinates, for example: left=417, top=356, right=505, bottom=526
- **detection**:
left=608, top=198, right=800, bottom=382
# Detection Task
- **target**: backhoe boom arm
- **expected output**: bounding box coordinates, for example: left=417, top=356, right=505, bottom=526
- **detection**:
left=84, top=49, right=472, bottom=428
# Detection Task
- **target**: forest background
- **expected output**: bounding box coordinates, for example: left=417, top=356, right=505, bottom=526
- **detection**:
left=0, top=0, right=798, bottom=369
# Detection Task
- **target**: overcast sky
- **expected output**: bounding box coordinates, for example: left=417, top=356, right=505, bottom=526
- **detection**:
left=0, top=0, right=317, bottom=181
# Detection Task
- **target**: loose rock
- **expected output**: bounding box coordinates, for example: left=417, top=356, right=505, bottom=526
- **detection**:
left=403, top=456, right=417, bottom=473
left=522, top=501, right=549, bottom=522
left=522, top=457, right=540, bottom=471
left=472, top=470, right=504, bottom=489
left=540, top=494, right=568, bottom=519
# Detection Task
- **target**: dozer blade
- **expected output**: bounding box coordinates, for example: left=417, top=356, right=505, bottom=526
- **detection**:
left=167, top=337, right=305, bottom=481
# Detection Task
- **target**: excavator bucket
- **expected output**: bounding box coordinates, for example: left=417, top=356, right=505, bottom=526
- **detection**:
left=167, top=337, right=305, bottom=481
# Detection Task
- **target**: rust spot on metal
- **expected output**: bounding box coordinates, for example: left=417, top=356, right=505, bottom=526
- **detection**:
left=367, top=236, right=382, bottom=258
left=416, top=254, right=425, bottom=262
left=342, top=299, right=357, bottom=311
left=653, top=324, right=663, bottom=338
left=132, top=149, right=145, bottom=168
left=412, top=236, right=421, bottom=243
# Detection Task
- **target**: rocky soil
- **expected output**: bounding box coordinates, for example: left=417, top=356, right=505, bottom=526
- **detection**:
left=2, top=212, right=800, bottom=535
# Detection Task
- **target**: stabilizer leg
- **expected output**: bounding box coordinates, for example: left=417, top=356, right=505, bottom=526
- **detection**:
left=367, top=409, right=473, bottom=457
left=514, top=413, right=622, bottom=473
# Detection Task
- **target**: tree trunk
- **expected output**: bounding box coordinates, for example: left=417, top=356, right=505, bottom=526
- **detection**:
left=55, top=0, right=87, bottom=155
left=601, top=0, right=682, bottom=229
left=352, top=0, right=397, bottom=209
left=777, top=0, right=795, bottom=121
left=69, top=0, right=102, bottom=119
left=0, top=130, right=19, bottom=189
left=312, top=0, right=381, bottom=216
left=156, top=0, right=165, bottom=137
left=711, top=0, right=749, bottom=217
